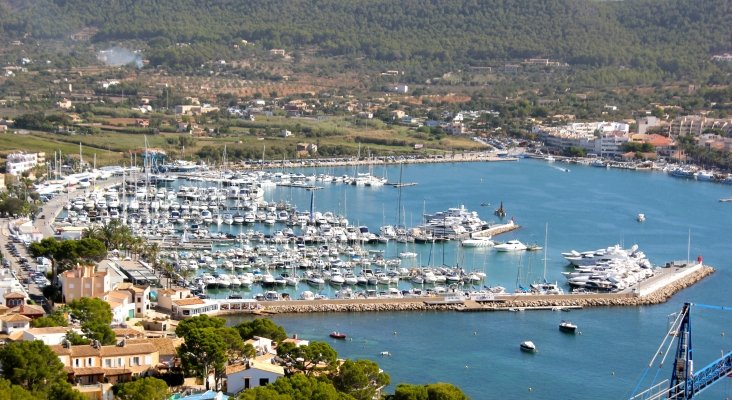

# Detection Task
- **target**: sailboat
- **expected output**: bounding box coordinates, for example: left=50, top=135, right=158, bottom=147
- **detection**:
left=530, top=223, right=563, bottom=294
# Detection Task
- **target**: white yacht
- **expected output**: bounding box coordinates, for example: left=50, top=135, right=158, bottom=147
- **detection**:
left=461, top=236, right=494, bottom=247
left=494, top=240, right=528, bottom=252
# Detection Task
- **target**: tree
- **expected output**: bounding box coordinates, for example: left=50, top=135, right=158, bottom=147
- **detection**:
left=235, top=318, right=287, bottom=342
left=217, top=327, right=246, bottom=360
left=32, top=309, right=68, bottom=327
left=68, top=297, right=115, bottom=345
left=333, top=359, right=390, bottom=400
left=237, top=374, right=348, bottom=400
left=177, top=328, right=227, bottom=390
left=0, top=378, right=36, bottom=400
left=115, top=377, right=169, bottom=400
left=277, top=341, right=338, bottom=376
left=0, top=341, right=67, bottom=393
left=175, top=314, right=225, bottom=338
left=392, top=383, right=469, bottom=400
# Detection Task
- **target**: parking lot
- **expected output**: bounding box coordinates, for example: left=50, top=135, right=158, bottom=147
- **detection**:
left=0, top=219, right=49, bottom=309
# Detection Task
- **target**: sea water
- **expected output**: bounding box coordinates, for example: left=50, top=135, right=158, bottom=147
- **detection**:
left=224, top=159, right=732, bottom=399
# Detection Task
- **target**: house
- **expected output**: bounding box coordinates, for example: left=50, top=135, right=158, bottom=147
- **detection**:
left=130, top=337, right=182, bottom=368
left=280, top=335, right=309, bottom=348
left=115, top=283, right=151, bottom=318
left=245, top=336, right=276, bottom=356
left=4, top=291, right=26, bottom=308
left=10, top=304, right=44, bottom=320
left=21, top=327, right=73, bottom=345
left=0, top=313, right=31, bottom=334
left=106, top=290, right=135, bottom=324
left=225, top=358, right=285, bottom=395
left=5, top=152, right=42, bottom=176
left=269, top=49, right=286, bottom=56
left=51, top=340, right=160, bottom=384
left=280, top=129, right=292, bottom=137
left=61, top=264, right=111, bottom=303
left=156, top=287, right=193, bottom=311
left=390, top=110, right=406, bottom=120
left=171, top=297, right=219, bottom=319
left=56, top=99, right=73, bottom=109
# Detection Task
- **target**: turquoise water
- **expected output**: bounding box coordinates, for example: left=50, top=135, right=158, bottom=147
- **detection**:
left=225, top=159, right=732, bottom=399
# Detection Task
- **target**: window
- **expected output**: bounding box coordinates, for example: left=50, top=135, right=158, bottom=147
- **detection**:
left=74, top=358, right=80, bottom=367
left=87, top=357, right=93, bottom=367
left=259, top=378, right=269, bottom=386
left=118, top=358, right=123, bottom=367
left=244, top=378, right=250, bottom=389
left=105, top=359, right=111, bottom=367
left=132, top=356, right=140, bottom=366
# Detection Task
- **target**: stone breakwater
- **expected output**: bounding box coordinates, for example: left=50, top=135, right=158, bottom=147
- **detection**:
left=249, top=266, right=714, bottom=315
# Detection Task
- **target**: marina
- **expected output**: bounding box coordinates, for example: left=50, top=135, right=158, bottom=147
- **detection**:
left=32, top=156, right=732, bottom=399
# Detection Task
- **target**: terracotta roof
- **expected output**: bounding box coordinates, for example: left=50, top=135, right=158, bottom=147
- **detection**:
left=128, top=337, right=181, bottom=356
left=11, top=304, right=44, bottom=316
left=248, top=360, right=285, bottom=375
left=225, top=363, right=247, bottom=375
left=7, top=330, right=24, bottom=341
left=0, top=314, right=31, bottom=322
left=4, top=292, right=26, bottom=299
left=25, top=327, right=70, bottom=335
left=172, top=298, right=205, bottom=306
left=50, top=342, right=158, bottom=358
left=70, top=367, right=105, bottom=376
left=112, top=328, right=144, bottom=338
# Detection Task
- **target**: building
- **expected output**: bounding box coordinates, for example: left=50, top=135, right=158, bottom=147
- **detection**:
left=670, top=116, right=732, bottom=137
left=61, top=264, right=111, bottom=303
left=5, top=152, right=43, bottom=176
left=51, top=340, right=160, bottom=384
left=596, top=132, right=630, bottom=158
left=156, top=287, right=193, bottom=311
left=21, top=327, right=73, bottom=345
left=114, top=283, right=151, bottom=318
left=225, top=359, right=285, bottom=394
left=0, top=313, right=31, bottom=334
left=0, top=269, right=27, bottom=306
left=171, top=298, right=219, bottom=319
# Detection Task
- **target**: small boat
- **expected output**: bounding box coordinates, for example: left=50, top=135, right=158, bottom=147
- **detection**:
left=520, top=340, right=536, bottom=352
left=330, top=331, right=347, bottom=340
left=637, top=213, right=646, bottom=222
left=720, top=198, right=732, bottom=203
left=559, top=321, right=578, bottom=333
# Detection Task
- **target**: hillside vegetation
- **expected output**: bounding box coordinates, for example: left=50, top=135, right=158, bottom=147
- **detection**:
left=0, top=0, right=730, bottom=83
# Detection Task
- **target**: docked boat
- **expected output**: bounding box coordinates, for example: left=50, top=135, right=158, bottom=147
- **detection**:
left=559, top=321, right=578, bottom=333
left=494, top=240, right=527, bottom=252
left=520, top=341, right=536, bottom=352
left=330, top=331, right=347, bottom=340
left=460, top=236, right=494, bottom=247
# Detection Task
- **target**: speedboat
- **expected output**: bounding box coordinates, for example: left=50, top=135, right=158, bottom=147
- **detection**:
left=520, top=340, right=536, bottom=352
left=494, top=240, right=527, bottom=252
left=637, top=213, right=646, bottom=222
left=559, top=321, right=578, bottom=333
left=330, top=331, right=347, bottom=340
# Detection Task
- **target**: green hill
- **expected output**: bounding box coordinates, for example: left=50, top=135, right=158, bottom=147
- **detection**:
left=1, top=0, right=730, bottom=81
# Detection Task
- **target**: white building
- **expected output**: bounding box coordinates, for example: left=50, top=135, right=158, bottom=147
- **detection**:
left=225, top=359, right=285, bottom=395
left=6, top=152, right=42, bottom=176
left=0, top=269, right=27, bottom=306
left=21, top=327, right=73, bottom=345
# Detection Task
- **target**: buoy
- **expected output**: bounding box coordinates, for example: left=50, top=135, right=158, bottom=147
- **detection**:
left=611, top=371, right=615, bottom=376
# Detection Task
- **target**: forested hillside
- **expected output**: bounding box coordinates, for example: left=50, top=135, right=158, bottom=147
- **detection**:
left=0, top=0, right=730, bottom=80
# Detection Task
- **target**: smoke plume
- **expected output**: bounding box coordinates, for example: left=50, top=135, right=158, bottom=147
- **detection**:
left=97, top=47, right=144, bottom=68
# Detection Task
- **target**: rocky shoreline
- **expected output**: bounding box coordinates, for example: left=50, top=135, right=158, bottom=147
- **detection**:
left=250, top=266, right=715, bottom=315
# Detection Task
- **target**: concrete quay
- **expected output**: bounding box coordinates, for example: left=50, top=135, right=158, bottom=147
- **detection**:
left=244, top=264, right=714, bottom=316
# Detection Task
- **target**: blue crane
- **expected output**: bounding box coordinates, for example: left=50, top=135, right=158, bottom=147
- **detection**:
left=630, top=302, right=732, bottom=400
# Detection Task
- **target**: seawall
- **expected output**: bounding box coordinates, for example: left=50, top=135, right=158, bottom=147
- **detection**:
left=239, top=265, right=714, bottom=316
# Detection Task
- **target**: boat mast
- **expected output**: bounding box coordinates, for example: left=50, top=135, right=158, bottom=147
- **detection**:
left=543, top=223, right=548, bottom=282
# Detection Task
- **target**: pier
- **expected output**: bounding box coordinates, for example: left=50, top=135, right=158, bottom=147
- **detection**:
left=471, top=220, right=520, bottom=239
left=221, top=263, right=714, bottom=316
